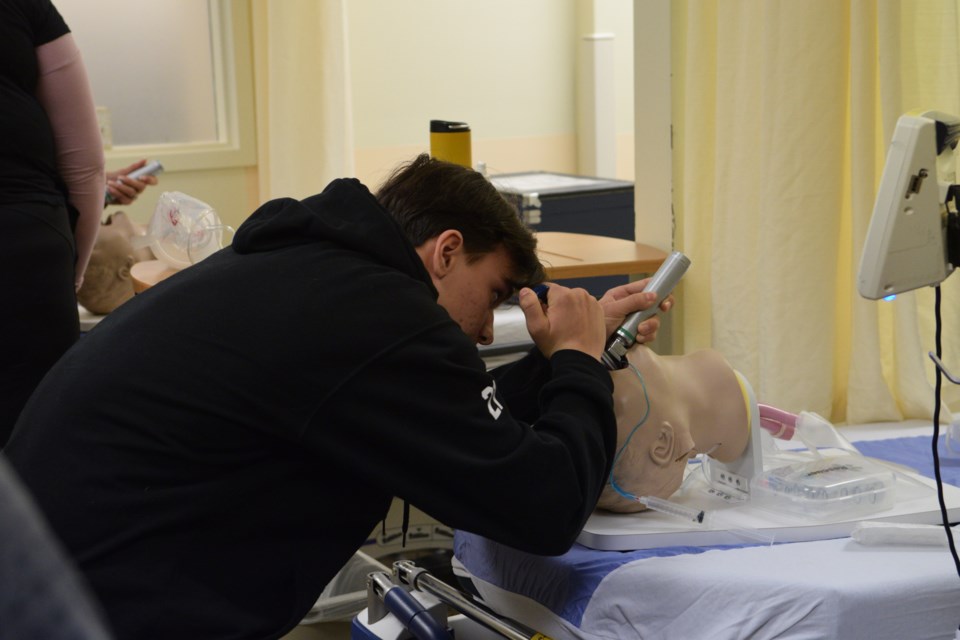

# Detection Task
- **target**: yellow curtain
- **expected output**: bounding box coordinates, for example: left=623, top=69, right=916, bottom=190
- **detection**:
left=250, top=0, right=354, bottom=201
left=674, top=0, right=960, bottom=424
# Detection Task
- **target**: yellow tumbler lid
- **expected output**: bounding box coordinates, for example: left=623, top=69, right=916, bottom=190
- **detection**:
left=430, top=120, right=472, bottom=168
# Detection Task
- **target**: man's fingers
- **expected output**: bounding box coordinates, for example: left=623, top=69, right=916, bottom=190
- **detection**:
left=518, top=287, right=548, bottom=336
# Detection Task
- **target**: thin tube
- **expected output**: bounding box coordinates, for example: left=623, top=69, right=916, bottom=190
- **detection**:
left=638, top=495, right=709, bottom=525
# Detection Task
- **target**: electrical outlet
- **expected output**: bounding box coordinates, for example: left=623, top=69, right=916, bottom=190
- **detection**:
left=96, top=106, right=112, bottom=149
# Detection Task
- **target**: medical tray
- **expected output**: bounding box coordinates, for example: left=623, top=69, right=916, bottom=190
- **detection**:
left=750, top=454, right=897, bottom=519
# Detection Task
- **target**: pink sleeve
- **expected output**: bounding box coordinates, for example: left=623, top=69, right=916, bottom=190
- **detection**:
left=35, top=33, right=106, bottom=288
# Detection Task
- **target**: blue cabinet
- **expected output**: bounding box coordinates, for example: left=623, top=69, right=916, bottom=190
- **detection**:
left=492, top=172, right=635, bottom=296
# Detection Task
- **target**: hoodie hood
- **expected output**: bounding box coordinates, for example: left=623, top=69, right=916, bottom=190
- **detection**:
left=232, top=178, right=430, bottom=284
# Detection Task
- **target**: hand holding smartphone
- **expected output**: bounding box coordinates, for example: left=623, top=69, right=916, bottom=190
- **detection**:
left=104, top=160, right=164, bottom=206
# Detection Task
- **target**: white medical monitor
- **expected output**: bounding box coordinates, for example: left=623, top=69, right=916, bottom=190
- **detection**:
left=857, top=114, right=953, bottom=300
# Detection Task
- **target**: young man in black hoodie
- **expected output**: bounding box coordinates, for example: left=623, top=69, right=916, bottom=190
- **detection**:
left=5, top=154, right=668, bottom=640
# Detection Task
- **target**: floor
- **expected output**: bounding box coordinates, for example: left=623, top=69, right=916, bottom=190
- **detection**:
left=282, top=621, right=352, bottom=640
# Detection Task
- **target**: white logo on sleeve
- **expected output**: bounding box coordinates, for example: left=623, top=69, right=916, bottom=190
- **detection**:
left=481, top=380, right=504, bottom=420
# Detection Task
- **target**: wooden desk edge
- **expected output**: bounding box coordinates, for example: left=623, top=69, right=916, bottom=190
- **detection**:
left=544, top=258, right=665, bottom=280
left=535, top=232, right=669, bottom=280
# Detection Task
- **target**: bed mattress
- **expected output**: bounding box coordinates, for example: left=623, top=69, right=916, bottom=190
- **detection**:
left=453, top=423, right=960, bottom=640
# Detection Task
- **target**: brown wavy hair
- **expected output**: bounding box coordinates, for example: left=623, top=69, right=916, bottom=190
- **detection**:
left=376, top=154, right=545, bottom=288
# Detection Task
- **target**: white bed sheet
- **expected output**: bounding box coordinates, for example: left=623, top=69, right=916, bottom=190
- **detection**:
left=458, top=538, right=960, bottom=640
left=585, top=538, right=958, bottom=639
left=454, top=422, right=960, bottom=640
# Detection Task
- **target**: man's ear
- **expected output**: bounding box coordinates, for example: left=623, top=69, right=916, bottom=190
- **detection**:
left=649, top=422, right=678, bottom=466
left=424, top=230, right=464, bottom=279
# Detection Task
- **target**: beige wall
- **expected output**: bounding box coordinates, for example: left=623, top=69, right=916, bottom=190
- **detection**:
left=86, top=0, right=636, bottom=230
left=89, top=0, right=260, bottom=233
left=346, top=0, right=635, bottom=189
left=347, top=0, right=578, bottom=188
left=102, top=164, right=260, bottom=235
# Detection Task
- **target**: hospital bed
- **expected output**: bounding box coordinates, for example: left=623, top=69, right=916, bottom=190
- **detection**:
left=448, top=421, right=960, bottom=640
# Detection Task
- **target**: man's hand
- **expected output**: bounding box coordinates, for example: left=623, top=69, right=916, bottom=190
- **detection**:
left=597, top=279, right=674, bottom=344
left=518, top=283, right=606, bottom=361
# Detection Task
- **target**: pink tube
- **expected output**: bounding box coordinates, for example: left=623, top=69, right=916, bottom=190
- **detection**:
left=758, top=404, right=797, bottom=440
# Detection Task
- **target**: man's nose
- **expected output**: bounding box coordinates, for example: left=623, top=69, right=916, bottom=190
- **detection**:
left=477, top=313, right=495, bottom=346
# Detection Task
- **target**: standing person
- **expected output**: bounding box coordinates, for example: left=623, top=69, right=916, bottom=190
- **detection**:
left=0, top=0, right=105, bottom=443
left=6, top=154, right=668, bottom=640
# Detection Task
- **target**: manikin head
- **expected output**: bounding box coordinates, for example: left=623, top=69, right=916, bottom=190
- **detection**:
left=596, top=345, right=752, bottom=513
left=376, top=154, right=546, bottom=345
left=77, top=212, right=152, bottom=315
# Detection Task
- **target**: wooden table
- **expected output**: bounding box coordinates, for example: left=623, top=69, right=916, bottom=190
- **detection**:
left=535, top=231, right=667, bottom=280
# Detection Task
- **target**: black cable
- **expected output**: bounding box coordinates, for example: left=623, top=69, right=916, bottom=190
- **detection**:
left=932, top=285, right=960, bottom=590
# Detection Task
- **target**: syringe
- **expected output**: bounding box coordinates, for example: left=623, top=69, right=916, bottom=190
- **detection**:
left=638, top=495, right=710, bottom=525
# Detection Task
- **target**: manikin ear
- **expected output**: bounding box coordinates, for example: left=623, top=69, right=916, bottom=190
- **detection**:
left=117, top=255, right=135, bottom=282
left=649, top=421, right=678, bottom=466
left=420, top=230, right=465, bottom=280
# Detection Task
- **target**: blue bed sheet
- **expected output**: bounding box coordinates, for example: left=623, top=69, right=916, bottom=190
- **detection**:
left=454, top=434, right=960, bottom=628
left=855, top=434, right=960, bottom=485
left=454, top=534, right=750, bottom=627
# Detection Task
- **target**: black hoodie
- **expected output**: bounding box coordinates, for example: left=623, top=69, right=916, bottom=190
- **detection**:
left=6, top=178, right=616, bottom=640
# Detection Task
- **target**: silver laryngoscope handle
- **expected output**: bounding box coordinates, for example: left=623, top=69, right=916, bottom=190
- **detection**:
left=600, top=251, right=691, bottom=370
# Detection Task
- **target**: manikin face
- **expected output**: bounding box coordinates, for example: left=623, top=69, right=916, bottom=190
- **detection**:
left=596, top=350, right=697, bottom=513
left=77, top=219, right=137, bottom=314
left=596, top=346, right=750, bottom=513
left=609, top=369, right=695, bottom=504
left=77, top=212, right=155, bottom=315
left=419, top=231, right=516, bottom=345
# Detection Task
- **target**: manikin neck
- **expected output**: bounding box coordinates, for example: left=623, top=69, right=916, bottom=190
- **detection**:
left=627, top=347, right=751, bottom=464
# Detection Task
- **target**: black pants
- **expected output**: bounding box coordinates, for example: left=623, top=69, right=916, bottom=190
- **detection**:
left=0, top=200, right=78, bottom=445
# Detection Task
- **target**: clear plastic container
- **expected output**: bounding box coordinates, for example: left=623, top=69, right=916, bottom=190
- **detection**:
left=947, top=418, right=960, bottom=457
left=145, top=191, right=231, bottom=270
left=751, top=454, right=897, bottom=519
